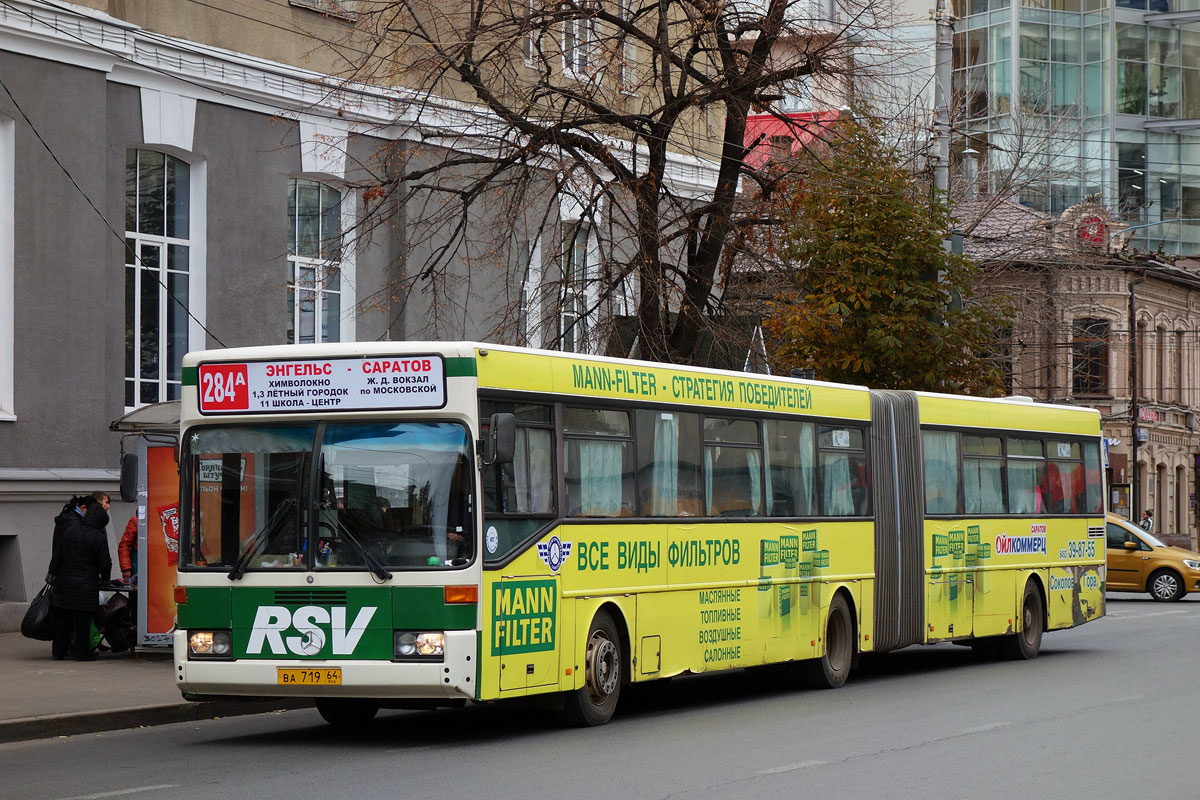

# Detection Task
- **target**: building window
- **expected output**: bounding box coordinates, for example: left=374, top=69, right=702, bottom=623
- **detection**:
left=288, top=0, right=356, bottom=21
left=125, top=149, right=192, bottom=406
left=563, top=4, right=597, bottom=77
left=524, top=0, right=540, bottom=66
left=1175, top=332, right=1184, bottom=405
left=780, top=74, right=813, bottom=113
left=561, top=221, right=592, bottom=352
left=287, top=179, right=342, bottom=344
left=1156, top=325, right=1167, bottom=402
left=617, top=0, right=636, bottom=92
left=1071, top=318, right=1108, bottom=396
left=519, top=237, right=544, bottom=348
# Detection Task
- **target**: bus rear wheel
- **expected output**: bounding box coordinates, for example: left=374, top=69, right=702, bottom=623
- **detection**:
left=315, top=698, right=379, bottom=727
left=562, top=610, right=622, bottom=727
left=999, top=580, right=1044, bottom=660
left=800, top=593, right=853, bottom=689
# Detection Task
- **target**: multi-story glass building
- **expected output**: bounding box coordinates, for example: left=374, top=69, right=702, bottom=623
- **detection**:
left=937, top=0, right=1200, bottom=253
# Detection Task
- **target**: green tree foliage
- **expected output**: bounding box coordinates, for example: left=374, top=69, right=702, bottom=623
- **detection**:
left=762, top=117, right=1010, bottom=394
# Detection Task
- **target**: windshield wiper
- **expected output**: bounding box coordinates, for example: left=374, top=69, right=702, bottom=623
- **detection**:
left=333, top=518, right=393, bottom=581
left=228, top=498, right=298, bottom=581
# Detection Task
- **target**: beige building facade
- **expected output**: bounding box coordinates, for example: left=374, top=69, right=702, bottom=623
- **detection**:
left=971, top=198, right=1200, bottom=548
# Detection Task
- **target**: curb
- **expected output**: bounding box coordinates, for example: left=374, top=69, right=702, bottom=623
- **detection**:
left=0, top=698, right=313, bottom=744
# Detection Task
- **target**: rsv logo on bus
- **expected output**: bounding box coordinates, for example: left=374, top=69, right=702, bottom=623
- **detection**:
left=246, top=605, right=377, bottom=656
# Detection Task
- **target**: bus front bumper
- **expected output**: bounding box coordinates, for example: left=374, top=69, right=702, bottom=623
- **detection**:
left=174, top=630, right=478, bottom=700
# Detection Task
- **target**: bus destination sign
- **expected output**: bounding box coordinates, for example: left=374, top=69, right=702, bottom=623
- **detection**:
left=197, top=356, right=446, bottom=414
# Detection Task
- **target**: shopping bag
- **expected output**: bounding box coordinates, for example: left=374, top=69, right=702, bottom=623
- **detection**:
left=20, top=583, right=54, bottom=641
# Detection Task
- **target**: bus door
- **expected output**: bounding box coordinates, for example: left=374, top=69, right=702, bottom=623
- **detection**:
left=928, top=527, right=974, bottom=640
left=494, top=575, right=560, bottom=691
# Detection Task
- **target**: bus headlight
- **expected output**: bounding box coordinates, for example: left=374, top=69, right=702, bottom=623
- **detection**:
left=188, top=630, right=233, bottom=658
left=394, top=631, right=445, bottom=661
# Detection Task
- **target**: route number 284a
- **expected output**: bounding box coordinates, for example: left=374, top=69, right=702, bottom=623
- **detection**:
left=199, top=365, right=249, bottom=411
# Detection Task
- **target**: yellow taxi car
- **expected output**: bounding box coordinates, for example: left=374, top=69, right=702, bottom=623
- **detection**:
left=1106, top=512, right=1200, bottom=601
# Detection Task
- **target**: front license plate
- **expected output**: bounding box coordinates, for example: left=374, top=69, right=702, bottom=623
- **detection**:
left=277, top=668, right=342, bottom=685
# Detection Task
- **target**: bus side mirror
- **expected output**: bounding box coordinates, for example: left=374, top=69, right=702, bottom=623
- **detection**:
left=482, top=413, right=516, bottom=466
left=119, top=452, right=138, bottom=503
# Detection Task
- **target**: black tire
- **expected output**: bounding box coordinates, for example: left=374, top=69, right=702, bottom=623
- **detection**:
left=800, top=593, right=854, bottom=689
left=999, top=580, right=1044, bottom=661
left=562, top=610, right=622, bottom=727
left=1148, top=569, right=1184, bottom=601
left=315, top=698, right=379, bottom=727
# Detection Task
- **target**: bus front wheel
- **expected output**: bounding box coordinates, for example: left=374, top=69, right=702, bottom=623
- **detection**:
left=315, top=698, right=379, bottom=727
left=562, top=610, right=622, bottom=727
left=800, top=593, right=853, bottom=689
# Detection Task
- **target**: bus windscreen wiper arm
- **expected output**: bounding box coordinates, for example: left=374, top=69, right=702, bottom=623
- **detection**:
left=228, top=498, right=297, bottom=581
left=334, top=519, right=393, bottom=581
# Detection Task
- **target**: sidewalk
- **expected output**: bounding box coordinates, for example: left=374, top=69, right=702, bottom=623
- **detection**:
left=0, top=633, right=309, bottom=743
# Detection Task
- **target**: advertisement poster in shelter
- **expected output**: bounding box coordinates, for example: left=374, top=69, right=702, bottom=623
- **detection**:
left=138, top=444, right=180, bottom=647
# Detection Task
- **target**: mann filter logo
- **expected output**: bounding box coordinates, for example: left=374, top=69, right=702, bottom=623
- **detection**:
left=801, top=529, right=818, bottom=552
left=536, top=536, right=572, bottom=572
left=246, top=605, right=376, bottom=656
left=994, top=534, right=1047, bottom=556
left=492, top=580, right=556, bottom=655
left=779, top=535, right=800, bottom=568
left=948, top=530, right=965, bottom=556
left=932, top=534, right=949, bottom=558
left=761, top=539, right=780, bottom=567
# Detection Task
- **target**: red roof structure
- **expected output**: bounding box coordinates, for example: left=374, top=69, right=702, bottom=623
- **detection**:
left=742, top=109, right=840, bottom=171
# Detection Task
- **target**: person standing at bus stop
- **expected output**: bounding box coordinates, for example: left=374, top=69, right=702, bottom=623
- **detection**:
left=118, top=514, right=138, bottom=583
left=48, top=498, right=112, bottom=661
left=1140, top=509, right=1154, bottom=533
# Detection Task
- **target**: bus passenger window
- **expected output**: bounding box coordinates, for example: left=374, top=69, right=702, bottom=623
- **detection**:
left=922, top=430, right=959, bottom=515
left=564, top=407, right=635, bottom=517
left=703, top=417, right=762, bottom=517
left=963, top=435, right=1003, bottom=515
left=1083, top=441, right=1103, bottom=514
left=819, top=426, right=869, bottom=517
left=635, top=410, right=701, bottom=516
left=1007, top=437, right=1046, bottom=514
left=764, top=419, right=815, bottom=517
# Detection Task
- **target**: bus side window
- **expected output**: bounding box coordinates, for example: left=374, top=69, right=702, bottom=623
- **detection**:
left=635, top=410, right=701, bottom=517
left=480, top=400, right=556, bottom=560
left=922, top=430, right=960, bottom=515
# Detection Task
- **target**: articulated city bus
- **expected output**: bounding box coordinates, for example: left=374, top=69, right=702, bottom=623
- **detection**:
left=173, top=342, right=1105, bottom=726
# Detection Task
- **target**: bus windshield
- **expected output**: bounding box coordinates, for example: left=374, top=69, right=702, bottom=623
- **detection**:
left=182, top=421, right=474, bottom=571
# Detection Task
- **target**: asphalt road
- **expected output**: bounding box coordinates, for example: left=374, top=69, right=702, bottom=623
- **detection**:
left=5, top=593, right=1197, bottom=800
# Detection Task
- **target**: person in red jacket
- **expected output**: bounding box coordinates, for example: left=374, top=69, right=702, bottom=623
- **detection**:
left=118, top=515, right=138, bottom=583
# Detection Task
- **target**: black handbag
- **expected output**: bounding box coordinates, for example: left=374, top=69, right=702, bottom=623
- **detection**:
left=20, top=582, right=54, bottom=641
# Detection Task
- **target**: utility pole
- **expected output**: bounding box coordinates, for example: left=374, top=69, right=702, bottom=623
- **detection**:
left=932, top=0, right=953, bottom=197
left=1130, top=273, right=1145, bottom=521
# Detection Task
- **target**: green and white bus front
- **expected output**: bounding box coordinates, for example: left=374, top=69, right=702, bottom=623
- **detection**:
left=173, top=419, right=481, bottom=702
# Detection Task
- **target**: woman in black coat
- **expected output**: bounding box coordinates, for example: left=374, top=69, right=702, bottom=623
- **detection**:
left=49, top=501, right=112, bottom=660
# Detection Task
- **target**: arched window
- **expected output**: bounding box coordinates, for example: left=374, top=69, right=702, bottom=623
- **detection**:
left=125, top=149, right=193, bottom=405
left=287, top=179, right=343, bottom=344
left=1071, top=318, right=1108, bottom=395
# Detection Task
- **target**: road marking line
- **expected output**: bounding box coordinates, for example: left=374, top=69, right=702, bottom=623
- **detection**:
left=1107, top=610, right=1191, bottom=619
left=55, top=785, right=178, bottom=800
left=958, top=722, right=1012, bottom=735
left=758, top=760, right=827, bottom=775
